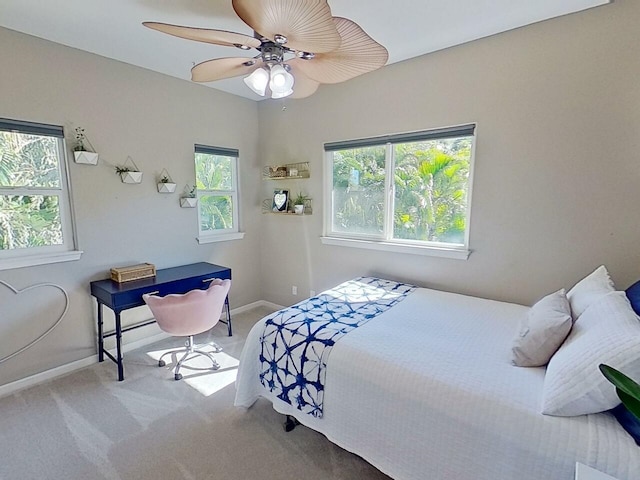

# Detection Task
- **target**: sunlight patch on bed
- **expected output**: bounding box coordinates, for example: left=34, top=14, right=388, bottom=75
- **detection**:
left=146, top=346, right=239, bottom=397
left=324, top=279, right=405, bottom=304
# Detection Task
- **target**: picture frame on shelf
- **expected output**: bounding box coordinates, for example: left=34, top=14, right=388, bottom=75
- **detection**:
left=272, top=189, right=289, bottom=213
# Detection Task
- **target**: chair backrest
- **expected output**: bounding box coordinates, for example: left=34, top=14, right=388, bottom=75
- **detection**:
left=143, top=279, right=231, bottom=336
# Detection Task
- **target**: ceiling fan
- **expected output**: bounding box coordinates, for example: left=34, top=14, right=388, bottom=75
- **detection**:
left=143, top=0, right=388, bottom=99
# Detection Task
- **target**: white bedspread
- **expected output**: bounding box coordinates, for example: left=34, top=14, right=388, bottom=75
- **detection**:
left=235, top=287, right=640, bottom=480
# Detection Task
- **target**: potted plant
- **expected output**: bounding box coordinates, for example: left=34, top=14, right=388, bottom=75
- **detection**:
left=292, top=192, right=309, bottom=215
left=600, top=364, right=640, bottom=444
left=180, top=184, right=198, bottom=208
left=157, top=170, right=176, bottom=193
left=72, top=127, right=99, bottom=165
left=115, top=158, right=143, bottom=184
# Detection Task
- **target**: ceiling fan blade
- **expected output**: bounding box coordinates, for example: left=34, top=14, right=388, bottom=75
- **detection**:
left=143, top=22, right=261, bottom=49
left=287, top=63, right=320, bottom=99
left=290, top=17, right=389, bottom=84
left=232, top=0, right=340, bottom=53
left=191, top=57, right=259, bottom=82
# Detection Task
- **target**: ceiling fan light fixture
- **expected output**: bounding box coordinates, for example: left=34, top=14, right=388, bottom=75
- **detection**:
left=271, top=88, right=294, bottom=99
left=269, top=64, right=294, bottom=96
left=144, top=1, right=388, bottom=100
left=243, top=67, right=269, bottom=96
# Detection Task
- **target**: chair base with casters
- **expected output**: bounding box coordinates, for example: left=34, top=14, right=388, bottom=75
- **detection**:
left=143, top=278, right=231, bottom=381
left=158, top=335, right=224, bottom=380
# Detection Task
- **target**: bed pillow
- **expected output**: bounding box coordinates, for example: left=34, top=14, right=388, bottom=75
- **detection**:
left=566, top=265, right=615, bottom=321
left=541, top=291, right=640, bottom=416
left=511, top=289, right=572, bottom=367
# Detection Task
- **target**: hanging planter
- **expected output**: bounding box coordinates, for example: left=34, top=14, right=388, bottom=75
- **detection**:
left=180, top=197, right=197, bottom=208
left=115, top=157, right=143, bottom=184
left=180, top=184, right=197, bottom=208
left=72, top=127, right=99, bottom=165
left=74, top=151, right=99, bottom=165
left=157, top=168, right=177, bottom=193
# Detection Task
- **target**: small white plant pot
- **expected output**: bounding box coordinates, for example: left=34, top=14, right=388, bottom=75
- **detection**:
left=157, top=182, right=176, bottom=193
left=120, top=171, right=143, bottom=184
left=180, top=197, right=197, bottom=208
left=73, top=151, right=99, bottom=165
left=294, top=204, right=304, bottom=215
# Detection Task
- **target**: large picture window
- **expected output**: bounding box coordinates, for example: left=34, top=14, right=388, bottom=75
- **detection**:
left=323, top=124, right=475, bottom=258
left=0, top=118, right=80, bottom=270
left=194, top=144, right=243, bottom=243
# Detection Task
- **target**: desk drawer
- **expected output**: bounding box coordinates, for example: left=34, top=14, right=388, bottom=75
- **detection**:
left=111, top=271, right=231, bottom=310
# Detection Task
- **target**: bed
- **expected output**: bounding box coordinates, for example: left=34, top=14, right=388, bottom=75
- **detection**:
left=235, top=276, right=640, bottom=480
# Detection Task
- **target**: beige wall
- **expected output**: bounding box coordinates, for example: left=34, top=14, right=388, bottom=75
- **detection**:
left=0, top=27, right=262, bottom=386
left=257, top=0, right=640, bottom=307
left=2, top=0, right=640, bottom=387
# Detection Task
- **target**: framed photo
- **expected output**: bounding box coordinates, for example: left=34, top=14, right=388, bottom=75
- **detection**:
left=272, top=189, right=289, bottom=213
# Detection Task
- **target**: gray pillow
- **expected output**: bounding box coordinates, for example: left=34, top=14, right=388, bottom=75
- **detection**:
left=511, top=289, right=572, bottom=367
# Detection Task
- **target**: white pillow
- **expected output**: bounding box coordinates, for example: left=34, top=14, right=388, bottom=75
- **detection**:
left=566, top=265, right=615, bottom=321
left=541, top=291, right=640, bottom=416
left=511, top=289, right=572, bottom=367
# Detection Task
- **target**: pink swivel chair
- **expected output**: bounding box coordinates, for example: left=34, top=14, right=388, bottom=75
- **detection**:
left=143, top=279, right=231, bottom=380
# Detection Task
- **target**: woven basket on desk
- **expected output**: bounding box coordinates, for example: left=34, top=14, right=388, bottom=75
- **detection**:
left=110, top=263, right=156, bottom=283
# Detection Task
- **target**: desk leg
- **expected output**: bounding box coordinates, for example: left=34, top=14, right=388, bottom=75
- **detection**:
left=115, top=311, right=124, bottom=381
left=97, top=302, right=104, bottom=362
left=225, top=297, right=232, bottom=337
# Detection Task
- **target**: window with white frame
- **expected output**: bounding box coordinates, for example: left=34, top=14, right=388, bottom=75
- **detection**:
left=194, top=144, right=243, bottom=243
left=323, top=124, right=476, bottom=258
left=0, top=118, right=81, bottom=270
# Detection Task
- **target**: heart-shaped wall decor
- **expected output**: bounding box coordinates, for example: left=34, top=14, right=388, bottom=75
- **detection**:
left=0, top=281, right=69, bottom=364
left=274, top=193, right=287, bottom=210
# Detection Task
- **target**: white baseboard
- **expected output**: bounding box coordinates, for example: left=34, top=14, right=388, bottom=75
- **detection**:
left=0, top=355, right=98, bottom=399
left=261, top=301, right=286, bottom=311
left=0, top=301, right=277, bottom=399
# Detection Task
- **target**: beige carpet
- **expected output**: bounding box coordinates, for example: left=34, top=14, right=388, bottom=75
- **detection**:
left=0, top=306, right=391, bottom=480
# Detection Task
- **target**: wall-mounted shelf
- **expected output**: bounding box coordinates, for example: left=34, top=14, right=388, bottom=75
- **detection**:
left=263, top=162, right=310, bottom=180
left=262, top=198, right=312, bottom=215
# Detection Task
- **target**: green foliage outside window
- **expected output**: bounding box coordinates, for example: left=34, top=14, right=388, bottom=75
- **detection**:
left=0, top=131, right=64, bottom=250
left=332, top=137, right=472, bottom=245
left=195, top=152, right=235, bottom=231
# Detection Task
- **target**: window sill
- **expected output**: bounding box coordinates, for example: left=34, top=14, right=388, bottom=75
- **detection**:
left=197, top=232, right=245, bottom=244
left=0, top=250, right=84, bottom=271
left=320, top=237, right=470, bottom=259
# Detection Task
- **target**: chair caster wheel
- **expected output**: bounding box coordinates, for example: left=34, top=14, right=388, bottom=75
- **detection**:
left=158, top=360, right=166, bottom=367
left=174, top=373, right=183, bottom=381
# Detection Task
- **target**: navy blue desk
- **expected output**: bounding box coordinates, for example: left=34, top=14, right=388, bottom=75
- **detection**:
left=90, top=262, right=232, bottom=381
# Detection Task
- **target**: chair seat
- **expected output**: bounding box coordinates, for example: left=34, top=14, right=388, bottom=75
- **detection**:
left=143, top=279, right=231, bottom=380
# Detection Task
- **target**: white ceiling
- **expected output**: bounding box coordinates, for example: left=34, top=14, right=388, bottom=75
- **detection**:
left=1, top=0, right=609, bottom=101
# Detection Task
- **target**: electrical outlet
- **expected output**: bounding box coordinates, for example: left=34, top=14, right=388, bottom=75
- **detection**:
left=292, top=285, right=297, bottom=295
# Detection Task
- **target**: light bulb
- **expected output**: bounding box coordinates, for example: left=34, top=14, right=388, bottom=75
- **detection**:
left=269, top=64, right=294, bottom=96
left=243, top=68, right=269, bottom=96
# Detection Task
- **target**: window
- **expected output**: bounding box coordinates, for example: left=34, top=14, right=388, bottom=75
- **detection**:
left=0, top=118, right=81, bottom=270
left=194, top=144, right=243, bottom=243
left=323, top=124, right=475, bottom=258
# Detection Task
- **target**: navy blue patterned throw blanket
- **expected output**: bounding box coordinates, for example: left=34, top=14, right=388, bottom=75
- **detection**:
left=259, top=277, right=416, bottom=418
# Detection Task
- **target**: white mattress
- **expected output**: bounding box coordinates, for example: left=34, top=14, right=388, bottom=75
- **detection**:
left=235, top=287, right=640, bottom=480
